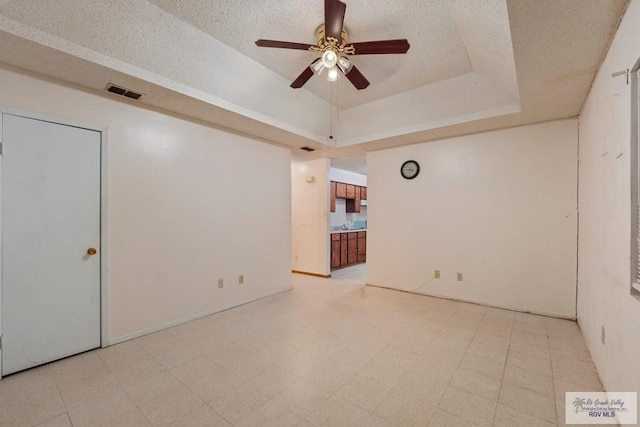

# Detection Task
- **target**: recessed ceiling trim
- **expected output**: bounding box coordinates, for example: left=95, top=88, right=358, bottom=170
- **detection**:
left=0, top=11, right=332, bottom=145
left=0, top=0, right=629, bottom=152
left=337, top=71, right=521, bottom=146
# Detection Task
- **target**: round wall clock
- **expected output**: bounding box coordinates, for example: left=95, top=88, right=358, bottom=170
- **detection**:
left=400, top=160, right=420, bottom=180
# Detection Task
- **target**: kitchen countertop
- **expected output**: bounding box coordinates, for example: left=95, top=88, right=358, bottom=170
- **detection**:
left=330, top=229, right=366, bottom=234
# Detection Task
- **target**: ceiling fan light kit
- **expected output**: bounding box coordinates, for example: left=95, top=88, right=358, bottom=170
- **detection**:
left=321, top=50, right=338, bottom=68
left=337, top=56, right=352, bottom=74
left=327, top=66, right=340, bottom=81
left=255, top=0, right=410, bottom=90
left=310, top=59, right=324, bottom=75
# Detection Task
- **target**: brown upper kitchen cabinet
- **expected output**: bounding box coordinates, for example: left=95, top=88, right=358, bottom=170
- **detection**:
left=346, top=184, right=356, bottom=199
left=330, top=181, right=367, bottom=214
left=331, top=181, right=367, bottom=203
left=345, top=194, right=361, bottom=213
left=330, top=181, right=336, bottom=212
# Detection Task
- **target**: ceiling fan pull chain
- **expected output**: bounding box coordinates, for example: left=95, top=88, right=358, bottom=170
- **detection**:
left=335, top=80, right=339, bottom=141
left=330, top=82, right=334, bottom=140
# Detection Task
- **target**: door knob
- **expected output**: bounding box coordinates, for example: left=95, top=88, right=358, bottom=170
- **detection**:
left=87, top=247, right=97, bottom=256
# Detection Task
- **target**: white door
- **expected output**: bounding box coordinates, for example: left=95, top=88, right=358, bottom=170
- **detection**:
left=1, top=114, right=101, bottom=376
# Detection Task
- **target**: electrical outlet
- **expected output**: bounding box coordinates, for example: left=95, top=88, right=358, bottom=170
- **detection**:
left=457, top=273, right=463, bottom=281
left=218, top=278, right=224, bottom=289
left=601, top=326, right=605, bottom=344
left=239, top=275, right=244, bottom=285
left=434, top=270, right=440, bottom=279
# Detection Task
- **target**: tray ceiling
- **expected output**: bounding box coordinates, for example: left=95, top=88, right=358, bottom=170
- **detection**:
left=0, top=0, right=629, bottom=160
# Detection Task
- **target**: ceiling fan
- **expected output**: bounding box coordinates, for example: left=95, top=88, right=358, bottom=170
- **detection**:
left=255, top=0, right=410, bottom=90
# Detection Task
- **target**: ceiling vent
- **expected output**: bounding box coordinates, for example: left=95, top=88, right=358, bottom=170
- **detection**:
left=300, top=146, right=315, bottom=152
left=105, top=84, right=143, bottom=100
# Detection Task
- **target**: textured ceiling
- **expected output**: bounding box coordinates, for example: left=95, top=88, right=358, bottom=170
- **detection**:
left=0, top=0, right=629, bottom=172
left=147, top=0, right=476, bottom=109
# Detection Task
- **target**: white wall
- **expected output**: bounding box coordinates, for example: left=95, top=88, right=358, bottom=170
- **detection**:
left=330, top=200, right=367, bottom=229
left=329, top=168, right=368, bottom=187
left=577, top=0, right=640, bottom=397
left=291, top=159, right=330, bottom=276
left=0, top=66, right=292, bottom=343
left=367, top=119, right=578, bottom=318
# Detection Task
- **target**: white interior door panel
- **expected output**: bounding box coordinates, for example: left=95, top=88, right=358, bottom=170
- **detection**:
left=1, top=114, right=101, bottom=375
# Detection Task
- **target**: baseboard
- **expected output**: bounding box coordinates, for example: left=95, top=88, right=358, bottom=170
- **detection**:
left=365, top=283, right=577, bottom=321
left=292, top=270, right=331, bottom=278
left=107, top=285, right=293, bottom=345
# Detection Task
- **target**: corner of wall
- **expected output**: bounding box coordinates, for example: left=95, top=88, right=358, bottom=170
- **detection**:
left=291, top=158, right=330, bottom=276
left=576, top=0, right=640, bottom=396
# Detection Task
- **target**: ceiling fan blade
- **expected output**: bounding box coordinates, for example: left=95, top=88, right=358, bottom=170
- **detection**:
left=344, top=65, right=370, bottom=90
left=290, top=64, right=316, bottom=89
left=325, top=0, right=346, bottom=41
left=255, top=39, right=315, bottom=50
left=346, top=39, right=411, bottom=55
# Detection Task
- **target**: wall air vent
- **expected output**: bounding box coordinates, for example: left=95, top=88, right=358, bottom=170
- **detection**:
left=300, top=146, right=315, bottom=152
left=105, top=84, right=143, bottom=100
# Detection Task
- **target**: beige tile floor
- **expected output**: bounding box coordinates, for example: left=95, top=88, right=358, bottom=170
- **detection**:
left=0, top=270, right=606, bottom=426
left=330, top=263, right=367, bottom=281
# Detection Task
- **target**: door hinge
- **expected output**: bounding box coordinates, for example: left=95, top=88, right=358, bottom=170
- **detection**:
left=0, top=336, right=3, bottom=350
left=0, top=142, right=3, bottom=155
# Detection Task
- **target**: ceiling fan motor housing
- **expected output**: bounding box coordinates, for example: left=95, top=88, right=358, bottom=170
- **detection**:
left=315, top=24, right=349, bottom=48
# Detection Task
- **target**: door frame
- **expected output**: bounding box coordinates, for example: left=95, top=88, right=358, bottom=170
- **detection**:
left=0, top=107, right=109, bottom=379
